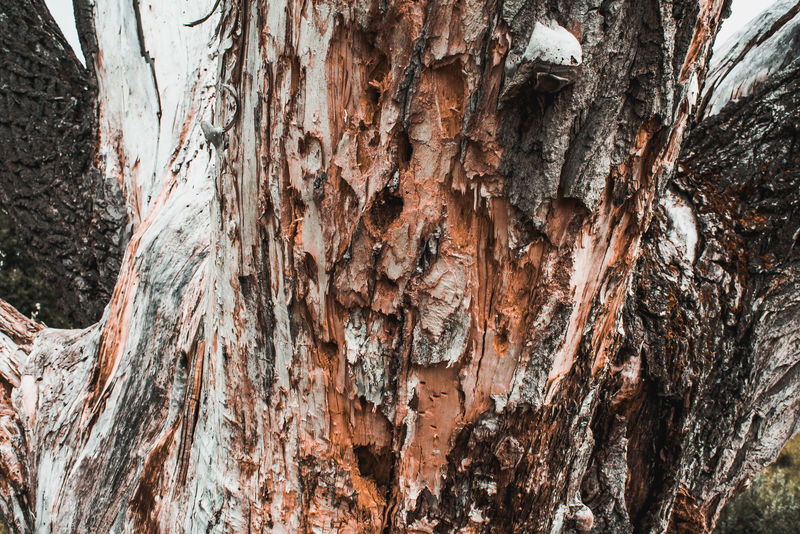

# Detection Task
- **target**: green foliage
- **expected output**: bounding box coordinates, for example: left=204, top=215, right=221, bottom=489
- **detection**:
left=0, top=210, right=70, bottom=328
left=715, top=434, right=800, bottom=534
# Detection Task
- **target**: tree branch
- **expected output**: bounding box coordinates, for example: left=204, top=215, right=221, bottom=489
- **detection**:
left=587, top=24, right=800, bottom=531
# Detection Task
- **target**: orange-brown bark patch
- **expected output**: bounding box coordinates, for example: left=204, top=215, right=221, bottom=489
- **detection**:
left=130, top=424, right=179, bottom=534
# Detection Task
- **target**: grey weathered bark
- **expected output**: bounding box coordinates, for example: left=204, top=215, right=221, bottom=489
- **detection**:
left=580, top=3, right=800, bottom=531
left=0, top=0, right=797, bottom=532
left=594, top=5, right=800, bottom=529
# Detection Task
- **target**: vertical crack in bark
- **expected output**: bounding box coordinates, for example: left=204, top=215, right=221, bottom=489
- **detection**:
left=177, top=324, right=206, bottom=486
left=132, top=0, right=163, bottom=206
left=396, top=0, right=435, bottom=130
left=132, top=0, right=162, bottom=121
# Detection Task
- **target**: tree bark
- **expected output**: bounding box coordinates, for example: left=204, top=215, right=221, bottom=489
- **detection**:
left=0, top=0, right=797, bottom=532
left=0, top=0, right=125, bottom=326
left=605, top=5, right=800, bottom=530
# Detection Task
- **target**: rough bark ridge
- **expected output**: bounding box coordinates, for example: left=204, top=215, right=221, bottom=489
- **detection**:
left=0, top=0, right=125, bottom=326
left=579, top=6, right=800, bottom=531
left=0, top=0, right=797, bottom=533
left=593, top=13, right=800, bottom=530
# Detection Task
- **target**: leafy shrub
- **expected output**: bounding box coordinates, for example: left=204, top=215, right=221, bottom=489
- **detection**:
left=715, top=435, right=800, bottom=533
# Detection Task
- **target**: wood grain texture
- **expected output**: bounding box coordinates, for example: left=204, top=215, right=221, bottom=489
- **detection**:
left=1, top=0, right=798, bottom=533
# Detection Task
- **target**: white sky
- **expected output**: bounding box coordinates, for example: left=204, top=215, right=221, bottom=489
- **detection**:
left=43, top=0, right=84, bottom=65
left=715, top=0, right=780, bottom=51
left=42, top=0, right=779, bottom=71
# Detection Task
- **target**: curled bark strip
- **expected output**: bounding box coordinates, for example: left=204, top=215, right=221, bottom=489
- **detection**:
left=184, top=0, right=221, bottom=28
left=220, top=83, right=239, bottom=132
left=200, top=84, right=239, bottom=148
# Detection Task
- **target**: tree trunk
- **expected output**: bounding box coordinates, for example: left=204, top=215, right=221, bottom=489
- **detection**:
left=0, top=0, right=125, bottom=326
left=0, top=0, right=797, bottom=532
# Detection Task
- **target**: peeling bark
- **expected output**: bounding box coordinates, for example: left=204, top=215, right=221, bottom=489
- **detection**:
left=0, top=299, right=41, bottom=532
left=0, top=0, right=797, bottom=532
